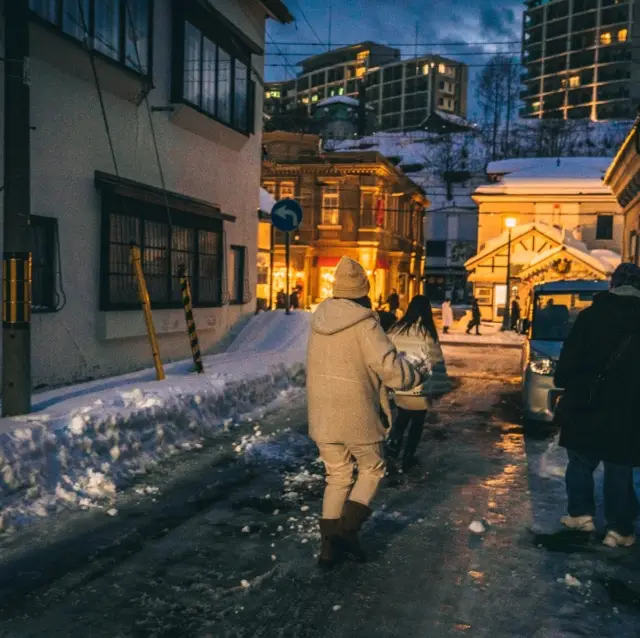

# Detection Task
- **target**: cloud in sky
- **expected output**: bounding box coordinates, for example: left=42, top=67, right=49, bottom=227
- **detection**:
left=265, top=0, right=524, bottom=116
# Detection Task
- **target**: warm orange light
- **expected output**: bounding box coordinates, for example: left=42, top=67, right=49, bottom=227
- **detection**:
left=505, top=217, right=517, bottom=229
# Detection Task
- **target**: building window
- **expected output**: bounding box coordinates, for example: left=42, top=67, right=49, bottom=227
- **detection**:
left=29, top=0, right=151, bottom=75
left=263, top=182, right=276, bottom=196
left=101, top=194, right=223, bottom=310
left=568, top=75, right=581, bottom=87
left=279, top=182, right=295, bottom=200
left=175, top=9, right=255, bottom=134
left=618, top=28, right=628, bottom=42
left=321, top=185, right=340, bottom=225
left=600, top=31, right=612, bottom=45
left=596, top=214, right=614, bottom=240
left=357, top=50, right=370, bottom=62
left=229, top=245, right=246, bottom=304
left=31, top=215, right=58, bottom=312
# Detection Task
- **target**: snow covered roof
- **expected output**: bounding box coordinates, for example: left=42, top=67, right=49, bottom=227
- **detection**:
left=260, top=187, right=276, bottom=214
left=465, top=222, right=585, bottom=267
left=316, top=95, right=359, bottom=108
left=477, top=157, right=615, bottom=197
left=522, top=244, right=620, bottom=276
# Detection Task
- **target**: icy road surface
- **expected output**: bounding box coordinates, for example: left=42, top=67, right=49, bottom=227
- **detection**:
left=1, top=345, right=640, bottom=637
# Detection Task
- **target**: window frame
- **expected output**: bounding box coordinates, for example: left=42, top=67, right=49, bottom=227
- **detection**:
left=99, top=192, right=225, bottom=311
left=595, top=214, right=614, bottom=240
left=321, top=184, right=341, bottom=226
left=172, top=1, right=256, bottom=136
left=279, top=181, right=295, bottom=200
left=29, top=0, right=154, bottom=78
left=31, top=214, right=58, bottom=313
left=229, top=245, right=247, bottom=305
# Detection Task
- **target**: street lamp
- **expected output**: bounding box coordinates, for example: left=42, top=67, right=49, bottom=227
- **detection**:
left=502, top=217, right=517, bottom=331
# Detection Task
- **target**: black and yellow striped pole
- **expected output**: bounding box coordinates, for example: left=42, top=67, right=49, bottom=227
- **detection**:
left=130, top=243, right=165, bottom=381
left=178, top=265, right=204, bottom=374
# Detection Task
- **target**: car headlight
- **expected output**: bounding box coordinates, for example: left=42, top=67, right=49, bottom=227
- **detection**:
left=528, top=350, right=556, bottom=376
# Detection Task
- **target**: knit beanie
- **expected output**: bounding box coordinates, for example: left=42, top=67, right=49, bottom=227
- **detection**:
left=611, top=262, right=640, bottom=292
left=332, top=256, right=370, bottom=299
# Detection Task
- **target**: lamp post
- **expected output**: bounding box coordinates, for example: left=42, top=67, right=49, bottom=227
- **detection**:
left=502, top=217, right=517, bottom=331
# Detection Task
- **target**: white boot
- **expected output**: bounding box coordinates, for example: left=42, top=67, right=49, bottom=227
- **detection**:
left=560, top=514, right=596, bottom=532
left=603, top=530, right=636, bottom=548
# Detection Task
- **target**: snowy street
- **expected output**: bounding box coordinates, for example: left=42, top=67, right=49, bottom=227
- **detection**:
left=1, top=344, right=640, bottom=637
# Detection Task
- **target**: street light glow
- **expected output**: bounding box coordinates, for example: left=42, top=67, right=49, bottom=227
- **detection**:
left=505, top=217, right=517, bottom=228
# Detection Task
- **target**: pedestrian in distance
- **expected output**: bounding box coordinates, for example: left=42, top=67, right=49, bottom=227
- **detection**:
left=441, top=298, right=454, bottom=334
left=275, top=290, right=286, bottom=309
left=554, top=262, right=640, bottom=548
left=387, top=289, right=400, bottom=314
left=386, top=295, right=447, bottom=471
left=289, top=288, right=299, bottom=310
left=307, top=256, right=423, bottom=568
left=510, top=298, right=521, bottom=331
left=466, top=298, right=482, bottom=335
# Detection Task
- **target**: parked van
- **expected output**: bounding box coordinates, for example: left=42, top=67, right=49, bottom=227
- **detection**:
left=520, top=279, right=609, bottom=424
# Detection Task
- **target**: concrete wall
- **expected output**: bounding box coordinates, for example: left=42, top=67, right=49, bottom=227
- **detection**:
left=0, top=0, right=269, bottom=389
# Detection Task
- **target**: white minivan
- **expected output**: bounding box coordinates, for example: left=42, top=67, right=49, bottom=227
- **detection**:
left=520, top=279, right=609, bottom=424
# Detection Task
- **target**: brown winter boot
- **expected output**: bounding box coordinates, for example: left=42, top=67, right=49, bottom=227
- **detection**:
left=318, top=518, right=342, bottom=569
left=337, top=500, right=372, bottom=562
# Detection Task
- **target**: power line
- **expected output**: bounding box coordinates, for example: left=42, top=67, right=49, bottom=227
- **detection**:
left=289, top=0, right=324, bottom=46
left=266, top=32, right=298, bottom=79
left=266, top=39, right=523, bottom=47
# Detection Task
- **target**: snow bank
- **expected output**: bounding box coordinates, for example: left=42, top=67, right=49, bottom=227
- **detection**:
left=0, top=311, right=310, bottom=531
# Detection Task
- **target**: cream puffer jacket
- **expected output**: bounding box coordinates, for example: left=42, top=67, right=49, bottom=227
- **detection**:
left=307, top=299, right=421, bottom=444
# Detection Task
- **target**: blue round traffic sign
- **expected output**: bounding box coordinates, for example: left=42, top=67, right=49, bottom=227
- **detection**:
left=271, top=198, right=303, bottom=233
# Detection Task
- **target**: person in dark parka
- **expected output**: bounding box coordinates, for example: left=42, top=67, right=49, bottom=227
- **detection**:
left=553, top=263, right=640, bottom=548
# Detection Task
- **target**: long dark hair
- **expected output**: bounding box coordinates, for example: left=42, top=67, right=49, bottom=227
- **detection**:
left=391, top=295, right=439, bottom=342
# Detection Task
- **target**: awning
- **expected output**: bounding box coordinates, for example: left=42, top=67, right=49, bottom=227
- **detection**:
left=94, top=171, right=235, bottom=222
left=317, top=256, right=341, bottom=267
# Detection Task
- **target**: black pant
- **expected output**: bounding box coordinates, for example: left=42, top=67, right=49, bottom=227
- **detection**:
left=566, top=450, right=638, bottom=536
left=466, top=320, right=480, bottom=335
left=389, top=408, right=427, bottom=461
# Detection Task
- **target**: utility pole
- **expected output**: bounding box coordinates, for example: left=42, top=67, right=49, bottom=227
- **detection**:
left=2, top=0, right=32, bottom=416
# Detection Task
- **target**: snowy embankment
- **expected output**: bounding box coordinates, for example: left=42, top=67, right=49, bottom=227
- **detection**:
left=0, top=311, right=310, bottom=531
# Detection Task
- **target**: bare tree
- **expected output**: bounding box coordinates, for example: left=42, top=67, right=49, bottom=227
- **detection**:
left=476, top=55, right=520, bottom=161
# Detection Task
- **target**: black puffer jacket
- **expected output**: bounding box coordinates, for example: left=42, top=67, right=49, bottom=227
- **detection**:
left=554, top=288, right=640, bottom=465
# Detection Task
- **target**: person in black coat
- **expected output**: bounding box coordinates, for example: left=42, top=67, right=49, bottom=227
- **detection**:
left=466, top=299, right=482, bottom=335
left=553, top=263, right=640, bottom=547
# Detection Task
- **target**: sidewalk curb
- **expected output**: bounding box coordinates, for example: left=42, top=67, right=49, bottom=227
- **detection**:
left=440, top=341, right=523, bottom=350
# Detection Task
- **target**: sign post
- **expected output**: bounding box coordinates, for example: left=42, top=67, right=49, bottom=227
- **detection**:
left=270, top=198, right=303, bottom=315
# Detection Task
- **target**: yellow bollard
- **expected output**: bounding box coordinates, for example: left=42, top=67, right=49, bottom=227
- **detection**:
left=178, top=265, right=204, bottom=373
left=130, top=243, right=165, bottom=381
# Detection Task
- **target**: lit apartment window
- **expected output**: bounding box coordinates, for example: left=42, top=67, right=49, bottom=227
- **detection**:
left=266, top=90, right=281, bottom=99
left=600, top=32, right=612, bottom=45
left=618, top=28, right=628, bottom=42
left=311, top=94, right=319, bottom=102
left=321, top=185, right=340, bottom=225
left=569, top=75, right=580, bottom=88
left=356, top=66, right=366, bottom=78
left=302, top=97, right=310, bottom=104
left=422, top=64, right=430, bottom=75
left=357, top=50, right=370, bottom=61
left=279, top=182, right=295, bottom=200
left=438, top=64, right=446, bottom=73
left=338, top=87, right=345, bottom=95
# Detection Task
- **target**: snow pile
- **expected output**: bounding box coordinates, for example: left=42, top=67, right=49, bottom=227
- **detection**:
left=0, top=311, right=311, bottom=531
left=316, top=95, right=359, bottom=108
left=260, top=187, right=276, bottom=214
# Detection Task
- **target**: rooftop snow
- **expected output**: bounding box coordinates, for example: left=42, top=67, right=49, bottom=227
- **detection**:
left=316, top=95, right=359, bottom=108
left=476, top=157, right=615, bottom=196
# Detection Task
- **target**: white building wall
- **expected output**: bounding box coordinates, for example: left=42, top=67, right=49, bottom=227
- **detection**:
left=0, top=0, right=269, bottom=388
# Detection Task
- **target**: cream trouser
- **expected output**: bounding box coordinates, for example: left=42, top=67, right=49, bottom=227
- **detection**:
left=316, top=442, right=386, bottom=519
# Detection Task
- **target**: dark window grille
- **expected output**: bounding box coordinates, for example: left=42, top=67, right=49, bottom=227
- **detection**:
left=29, top=0, right=152, bottom=75
left=101, top=194, right=223, bottom=310
left=31, top=215, right=58, bottom=311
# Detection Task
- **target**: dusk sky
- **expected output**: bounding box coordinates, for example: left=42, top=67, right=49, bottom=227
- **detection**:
left=265, top=0, right=525, bottom=117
